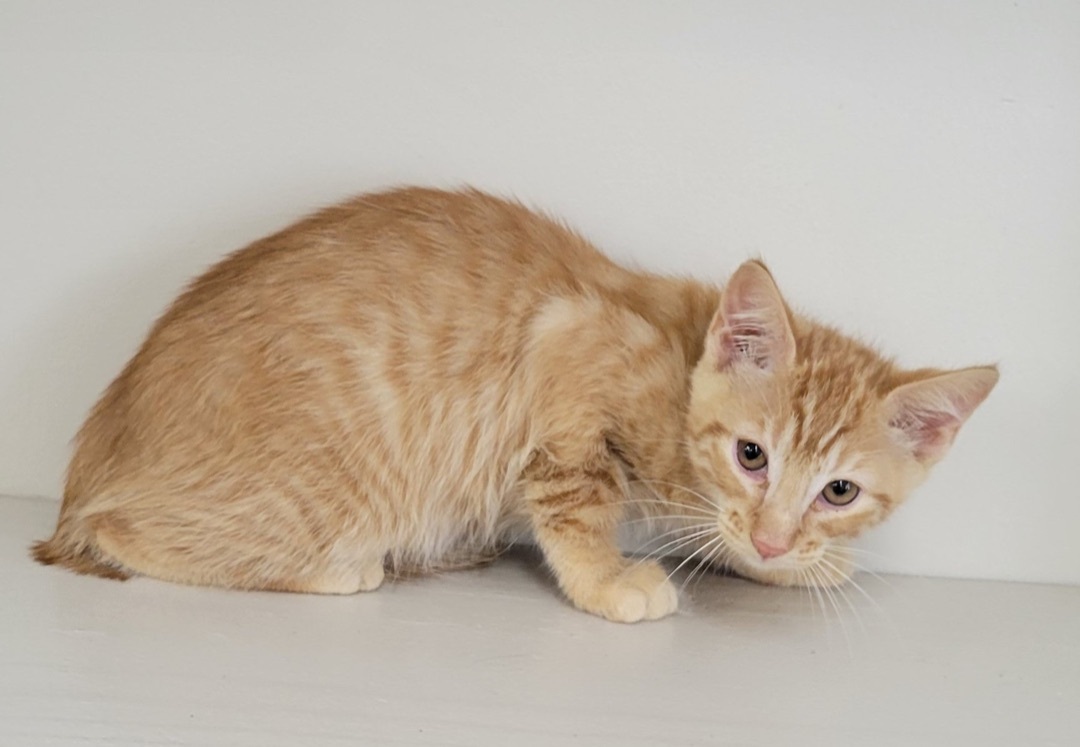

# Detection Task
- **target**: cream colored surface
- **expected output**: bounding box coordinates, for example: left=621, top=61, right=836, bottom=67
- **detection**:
left=3, top=495, right=1076, bottom=746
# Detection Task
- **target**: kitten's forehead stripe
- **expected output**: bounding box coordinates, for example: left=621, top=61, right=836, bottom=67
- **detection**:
left=773, top=420, right=796, bottom=475
left=817, top=424, right=850, bottom=456
left=789, top=376, right=810, bottom=448
left=780, top=324, right=895, bottom=464
left=693, top=421, right=731, bottom=441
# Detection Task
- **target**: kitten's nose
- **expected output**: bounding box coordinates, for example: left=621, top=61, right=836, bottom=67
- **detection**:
left=751, top=532, right=790, bottom=560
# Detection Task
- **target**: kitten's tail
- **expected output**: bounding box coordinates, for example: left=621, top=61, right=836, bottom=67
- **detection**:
left=31, top=522, right=131, bottom=581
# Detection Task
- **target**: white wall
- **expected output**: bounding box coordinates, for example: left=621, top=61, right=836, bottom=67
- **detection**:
left=2, top=1, right=1077, bottom=585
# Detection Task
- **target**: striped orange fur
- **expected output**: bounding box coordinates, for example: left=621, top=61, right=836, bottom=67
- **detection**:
left=31, top=187, right=997, bottom=622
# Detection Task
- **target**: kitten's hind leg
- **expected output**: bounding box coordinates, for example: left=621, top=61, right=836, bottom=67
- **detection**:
left=87, top=502, right=388, bottom=596
left=302, top=553, right=386, bottom=594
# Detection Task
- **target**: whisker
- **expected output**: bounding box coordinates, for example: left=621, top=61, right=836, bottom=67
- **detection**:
left=633, top=533, right=716, bottom=566
left=626, top=515, right=717, bottom=533
left=664, top=535, right=724, bottom=585
left=796, top=568, right=817, bottom=624
left=681, top=538, right=728, bottom=593
left=836, top=545, right=894, bottom=562
left=680, top=543, right=718, bottom=592
left=626, top=478, right=725, bottom=513
left=799, top=569, right=812, bottom=626
left=820, top=560, right=866, bottom=635
left=808, top=567, right=828, bottom=623
left=817, top=555, right=890, bottom=624
left=822, top=547, right=894, bottom=589
left=629, top=528, right=717, bottom=568
left=618, top=497, right=718, bottom=517
left=702, top=543, right=734, bottom=589
left=620, top=512, right=716, bottom=527
left=631, top=521, right=716, bottom=550
left=811, top=563, right=851, bottom=654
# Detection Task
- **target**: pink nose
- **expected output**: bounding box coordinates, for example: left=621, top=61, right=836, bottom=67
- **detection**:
left=751, top=534, right=790, bottom=560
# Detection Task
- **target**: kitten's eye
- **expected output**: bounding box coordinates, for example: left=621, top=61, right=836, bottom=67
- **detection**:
left=821, top=480, right=860, bottom=506
left=736, top=440, right=768, bottom=472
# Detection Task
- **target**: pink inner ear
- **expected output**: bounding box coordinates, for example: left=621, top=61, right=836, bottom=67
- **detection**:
left=886, top=366, right=998, bottom=463
left=711, top=261, right=795, bottom=372
left=714, top=322, right=773, bottom=370
left=889, top=407, right=961, bottom=461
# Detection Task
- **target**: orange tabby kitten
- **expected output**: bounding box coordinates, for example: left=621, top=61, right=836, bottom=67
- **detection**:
left=32, top=187, right=998, bottom=622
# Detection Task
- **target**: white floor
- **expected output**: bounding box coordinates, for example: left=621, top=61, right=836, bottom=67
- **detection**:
left=1, top=495, right=1077, bottom=747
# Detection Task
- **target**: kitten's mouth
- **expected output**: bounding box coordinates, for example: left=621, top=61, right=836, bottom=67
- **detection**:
left=737, top=550, right=798, bottom=572
left=719, top=528, right=812, bottom=575
left=714, top=520, right=782, bottom=567
left=710, top=514, right=821, bottom=579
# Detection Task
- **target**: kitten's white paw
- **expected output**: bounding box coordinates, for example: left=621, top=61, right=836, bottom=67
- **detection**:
left=356, top=562, right=386, bottom=592
left=579, top=562, right=678, bottom=623
left=308, top=560, right=385, bottom=594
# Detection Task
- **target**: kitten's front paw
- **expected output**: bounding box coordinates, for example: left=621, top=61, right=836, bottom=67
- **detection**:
left=576, top=562, right=678, bottom=623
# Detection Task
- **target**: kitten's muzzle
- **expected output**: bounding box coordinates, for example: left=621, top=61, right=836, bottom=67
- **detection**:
left=750, top=532, right=791, bottom=560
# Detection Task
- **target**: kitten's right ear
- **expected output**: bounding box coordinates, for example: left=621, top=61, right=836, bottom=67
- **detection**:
left=707, top=260, right=796, bottom=372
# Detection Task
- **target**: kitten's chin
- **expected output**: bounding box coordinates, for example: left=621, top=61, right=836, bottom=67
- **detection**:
left=722, top=551, right=854, bottom=589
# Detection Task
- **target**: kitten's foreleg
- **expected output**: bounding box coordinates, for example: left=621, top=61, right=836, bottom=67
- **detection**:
left=524, top=454, right=678, bottom=623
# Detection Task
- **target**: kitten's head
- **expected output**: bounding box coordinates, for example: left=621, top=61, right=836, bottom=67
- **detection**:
left=686, top=260, right=998, bottom=584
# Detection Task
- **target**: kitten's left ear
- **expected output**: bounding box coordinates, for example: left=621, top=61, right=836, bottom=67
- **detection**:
left=885, top=366, right=999, bottom=464
left=708, top=260, right=797, bottom=372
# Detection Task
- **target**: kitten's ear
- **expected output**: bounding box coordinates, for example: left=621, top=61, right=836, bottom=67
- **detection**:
left=884, top=366, right=999, bottom=464
left=707, top=260, right=796, bottom=372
